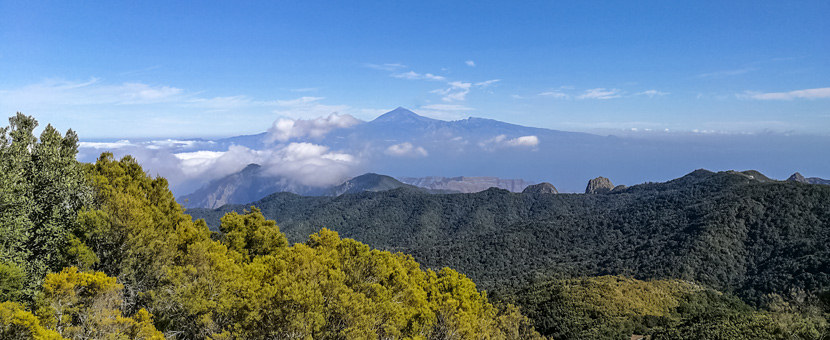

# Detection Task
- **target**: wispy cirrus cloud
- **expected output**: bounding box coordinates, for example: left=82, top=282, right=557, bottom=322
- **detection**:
left=364, top=63, right=407, bottom=71
left=577, top=88, right=623, bottom=100
left=432, top=81, right=472, bottom=102
left=475, top=79, right=500, bottom=87
left=538, top=91, right=570, bottom=99
left=465, top=60, right=476, bottom=67
left=538, top=86, right=667, bottom=100
left=0, top=78, right=186, bottom=107
left=391, top=71, right=446, bottom=81
left=742, top=87, right=830, bottom=100
left=695, top=68, right=755, bottom=78
left=414, top=104, right=474, bottom=121
left=635, top=90, right=669, bottom=98
left=430, top=80, right=499, bottom=102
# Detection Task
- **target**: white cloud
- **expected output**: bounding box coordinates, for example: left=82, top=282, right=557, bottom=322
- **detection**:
left=262, top=142, right=358, bottom=187
left=466, top=60, right=476, bottom=67
left=0, top=78, right=186, bottom=107
left=635, top=90, right=669, bottom=97
left=475, top=79, right=500, bottom=87
left=117, top=83, right=184, bottom=104
left=276, top=96, right=325, bottom=106
left=449, top=81, right=472, bottom=90
left=506, top=135, right=539, bottom=147
left=385, top=142, right=429, bottom=157
left=266, top=113, right=362, bottom=143
left=744, top=87, right=830, bottom=100
left=146, top=139, right=216, bottom=150
left=391, top=71, right=446, bottom=81
left=78, top=139, right=215, bottom=151
left=174, top=150, right=227, bottom=175
left=433, top=81, right=472, bottom=102
left=578, top=88, right=623, bottom=100
left=479, top=134, right=540, bottom=150
left=80, top=139, right=361, bottom=196
left=78, top=140, right=135, bottom=149
left=0, top=78, right=389, bottom=138
left=539, top=91, right=570, bottom=99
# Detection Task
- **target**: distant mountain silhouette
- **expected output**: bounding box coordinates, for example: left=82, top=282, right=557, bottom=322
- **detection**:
left=787, top=172, right=830, bottom=185
left=188, top=168, right=830, bottom=306
left=174, top=107, right=830, bottom=194
left=327, top=173, right=425, bottom=196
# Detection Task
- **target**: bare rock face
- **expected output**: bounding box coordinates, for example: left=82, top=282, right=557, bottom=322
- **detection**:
left=612, top=184, right=627, bottom=192
left=585, top=176, right=614, bottom=194
left=787, top=172, right=830, bottom=185
left=522, top=182, right=559, bottom=194
left=787, top=172, right=808, bottom=183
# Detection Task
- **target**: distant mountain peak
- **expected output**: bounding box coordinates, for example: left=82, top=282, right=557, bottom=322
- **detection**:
left=787, top=172, right=808, bottom=183
left=328, top=172, right=421, bottom=196
left=371, top=107, right=436, bottom=124
left=241, top=163, right=261, bottom=173
left=787, top=172, right=830, bottom=185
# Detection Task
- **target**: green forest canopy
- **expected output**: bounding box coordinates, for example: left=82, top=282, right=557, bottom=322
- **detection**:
left=2, top=113, right=830, bottom=339
left=0, top=113, right=544, bottom=339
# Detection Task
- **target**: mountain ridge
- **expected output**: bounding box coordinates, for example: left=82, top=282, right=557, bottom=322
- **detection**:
left=188, top=168, right=830, bottom=306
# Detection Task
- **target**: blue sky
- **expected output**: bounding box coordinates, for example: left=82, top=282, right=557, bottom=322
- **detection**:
left=1, top=1, right=828, bottom=138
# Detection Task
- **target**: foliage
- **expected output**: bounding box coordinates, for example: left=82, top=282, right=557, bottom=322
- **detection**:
left=35, top=267, right=164, bottom=340
left=190, top=169, right=830, bottom=306
left=0, top=261, right=25, bottom=303
left=509, top=275, right=830, bottom=340
left=0, top=113, right=91, bottom=298
left=0, top=301, right=65, bottom=340
left=74, top=152, right=546, bottom=339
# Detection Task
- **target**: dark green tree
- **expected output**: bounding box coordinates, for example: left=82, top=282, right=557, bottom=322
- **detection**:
left=0, top=113, right=91, bottom=299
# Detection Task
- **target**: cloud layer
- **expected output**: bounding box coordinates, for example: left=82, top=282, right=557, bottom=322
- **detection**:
left=385, top=142, right=429, bottom=157
left=266, top=113, right=361, bottom=143
left=745, top=87, right=830, bottom=100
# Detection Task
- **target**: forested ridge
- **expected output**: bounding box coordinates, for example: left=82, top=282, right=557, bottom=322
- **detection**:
left=3, top=113, right=830, bottom=339
left=190, top=163, right=830, bottom=338
left=191, top=170, right=830, bottom=304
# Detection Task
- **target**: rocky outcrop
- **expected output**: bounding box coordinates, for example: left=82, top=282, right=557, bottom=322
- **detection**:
left=397, top=176, right=531, bottom=193
left=787, top=172, right=808, bottom=183
left=612, top=185, right=627, bottom=192
left=585, top=177, right=614, bottom=194
left=787, top=172, right=830, bottom=185
left=522, top=182, right=559, bottom=194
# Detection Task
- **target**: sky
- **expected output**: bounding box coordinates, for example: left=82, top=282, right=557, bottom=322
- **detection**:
left=2, top=1, right=828, bottom=139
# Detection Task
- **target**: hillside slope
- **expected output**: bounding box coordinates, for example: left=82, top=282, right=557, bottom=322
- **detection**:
left=189, top=170, right=830, bottom=304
